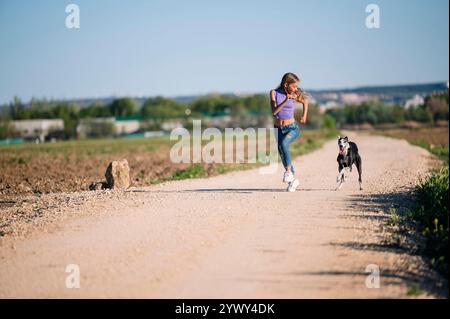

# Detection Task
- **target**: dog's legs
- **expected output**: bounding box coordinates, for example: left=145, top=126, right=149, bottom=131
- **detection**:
left=356, top=154, right=363, bottom=190
left=336, top=163, right=343, bottom=183
left=336, top=163, right=345, bottom=190
left=336, top=175, right=344, bottom=190
left=343, top=167, right=350, bottom=181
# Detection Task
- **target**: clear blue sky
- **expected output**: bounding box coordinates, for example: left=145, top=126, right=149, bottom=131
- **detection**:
left=0, top=0, right=448, bottom=104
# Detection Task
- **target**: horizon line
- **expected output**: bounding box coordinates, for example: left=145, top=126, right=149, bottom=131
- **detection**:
left=2, top=79, right=448, bottom=106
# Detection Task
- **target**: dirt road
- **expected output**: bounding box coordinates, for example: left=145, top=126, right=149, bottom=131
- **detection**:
left=0, top=131, right=445, bottom=298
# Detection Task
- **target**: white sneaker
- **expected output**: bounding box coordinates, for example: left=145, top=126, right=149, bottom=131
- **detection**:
left=287, top=179, right=299, bottom=192
left=283, top=171, right=294, bottom=183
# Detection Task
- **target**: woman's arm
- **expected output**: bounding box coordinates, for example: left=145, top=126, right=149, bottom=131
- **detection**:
left=270, top=90, right=290, bottom=116
left=299, top=98, right=309, bottom=124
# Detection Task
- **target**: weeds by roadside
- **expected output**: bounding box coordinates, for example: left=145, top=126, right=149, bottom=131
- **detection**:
left=382, top=162, right=449, bottom=278
left=411, top=140, right=449, bottom=164
left=373, top=126, right=449, bottom=285
left=411, top=166, right=449, bottom=276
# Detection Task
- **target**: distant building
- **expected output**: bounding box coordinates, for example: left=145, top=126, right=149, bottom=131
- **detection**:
left=340, top=93, right=374, bottom=105
left=12, top=119, right=64, bottom=142
left=321, top=93, right=339, bottom=100
left=404, top=94, right=425, bottom=109
left=161, top=120, right=184, bottom=131
left=115, top=118, right=140, bottom=135
left=77, top=117, right=141, bottom=138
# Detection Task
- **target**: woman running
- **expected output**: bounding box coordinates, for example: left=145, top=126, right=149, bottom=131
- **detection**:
left=270, top=72, right=309, bottom=192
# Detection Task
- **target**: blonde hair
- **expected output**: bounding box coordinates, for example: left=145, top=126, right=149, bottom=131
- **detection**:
left=277, top=72, right=309, bottom=103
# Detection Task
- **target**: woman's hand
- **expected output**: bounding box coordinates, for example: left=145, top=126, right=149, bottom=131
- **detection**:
left=294, top=91, right=303, bottom=102
left=299, top=115, right=307, bottom=124
left=286, top=93, right=297, bottom=100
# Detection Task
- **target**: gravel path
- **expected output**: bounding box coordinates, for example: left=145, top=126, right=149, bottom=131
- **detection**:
left=0, top=131, right=445, bottom=298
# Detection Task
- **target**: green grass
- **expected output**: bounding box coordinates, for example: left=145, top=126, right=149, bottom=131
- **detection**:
left=152, top=166, right=204, bottom=184
left=386, top=208, right=401, bottom=227
left=7, top=155, right=28, bottom=165
left=370, top=126, right=449, bottom=164
left=0, top=136, right=173, bottom=156
left=411, top=139, right=449, bottom=164
left=407, top=283, right=423, bottom=297
left=371, top=127, right=449, bottom=278
left=411, top=166, right=449, bottom=276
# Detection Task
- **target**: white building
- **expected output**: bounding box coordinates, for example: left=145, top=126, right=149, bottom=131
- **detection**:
left=161, top=120, right=184, bottom=131
left=12, top=119, right=64, bottom=142
left=404, top=94, right=425, bottom=109
left=340, top=93, right=373, bottom=105
left=77, top=117, right=141, bottom=138
left=115, top=119, right=140, bottom=135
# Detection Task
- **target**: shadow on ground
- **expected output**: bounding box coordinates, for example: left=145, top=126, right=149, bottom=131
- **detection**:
left=326, top=188, right=448, bottom=298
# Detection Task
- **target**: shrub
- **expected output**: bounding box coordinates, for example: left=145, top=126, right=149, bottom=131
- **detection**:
left=412, top=166, right=449, bottom=275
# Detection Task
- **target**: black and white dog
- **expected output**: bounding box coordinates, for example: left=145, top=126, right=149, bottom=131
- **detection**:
left=336, top=136, right=362, bottom=190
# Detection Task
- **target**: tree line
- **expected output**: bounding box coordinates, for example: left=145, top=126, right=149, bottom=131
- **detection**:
left=0, top=94, right=275, bottom=139
left=325, top=92, right=449, bottom=127
left=1, top=91, right=447, bottom=140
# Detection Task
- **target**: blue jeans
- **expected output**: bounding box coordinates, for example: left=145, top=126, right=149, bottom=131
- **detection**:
left=275, top=122, right=301, bottom=174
